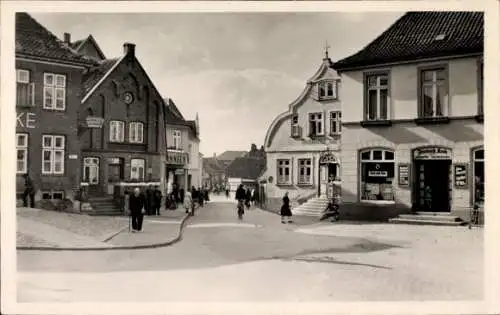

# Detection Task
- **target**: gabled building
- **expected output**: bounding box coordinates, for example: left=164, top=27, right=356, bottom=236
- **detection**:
left=162, top=97, right=202, bottom=192
left=261, top=50, right=342, bottom=214
left=15, top=13, right=95, bottom=204
left=77, top=39, right=167, bottom=198
left=332, top=11, right=484, bottom=222
left=225, top=144, right=266, bottom=197
left=66, top=33, right=106, bottom=62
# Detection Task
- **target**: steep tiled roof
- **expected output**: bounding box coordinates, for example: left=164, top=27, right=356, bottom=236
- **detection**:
left=217, top=151, right=247, bottom=161
left=165, top=103, right=189, bottom=127
left=164, top=98, right=185, bottom=120
left=333, top=11, right=483, bottom=70
left=203, top=157, right=225, bottom=175
left=226, top=157, right=266, bottom=180
left=15, top=13, right=95, bottom=66
left=70, top=39, right=85, bottom=50
left=82, top=58, right=120, bottom=94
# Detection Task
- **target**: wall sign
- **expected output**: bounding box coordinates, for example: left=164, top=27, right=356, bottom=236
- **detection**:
left=16, top=112, right=36, bottom=129
left=68, top=154, right=78, bottom=160
left=454, top=163, right=468, bottom=189
left=108, top=158, right=121, bottom=164
left=414, top=147, right=452, bottom=160
left=398, top=163, right=410, bottom=186
left=86, top=116, right=105, bottom=128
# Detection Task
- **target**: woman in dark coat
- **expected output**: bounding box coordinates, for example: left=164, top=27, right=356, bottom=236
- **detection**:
left=280, top=192, right=292, bottom=224
left=245, top=188, right=252, bottom=209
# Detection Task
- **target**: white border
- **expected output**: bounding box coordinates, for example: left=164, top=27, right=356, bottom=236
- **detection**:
left=2, top=1, right=499, bottom=315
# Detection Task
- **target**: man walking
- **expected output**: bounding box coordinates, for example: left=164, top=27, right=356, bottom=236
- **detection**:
left=22, top=173, right=35, bottom=208
left=129, top=187, right=146, bottom=232
left=153, top=186, right=162, bottom=216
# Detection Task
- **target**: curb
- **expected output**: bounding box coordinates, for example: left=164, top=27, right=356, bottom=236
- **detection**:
left=16, top=213, right=192, bottom=251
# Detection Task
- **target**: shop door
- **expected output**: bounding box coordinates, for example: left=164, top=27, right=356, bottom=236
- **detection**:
left=108, top=158, right=124, bottom=182
left=415, top=160, right=451, bottom=212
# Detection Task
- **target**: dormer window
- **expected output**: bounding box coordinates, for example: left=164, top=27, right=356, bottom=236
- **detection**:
left=318, top=80, right=337, bottom=100
left=291, top=114, right=300, bottom=138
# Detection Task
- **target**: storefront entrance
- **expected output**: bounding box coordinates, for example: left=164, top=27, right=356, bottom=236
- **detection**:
left=318, top=150, right=339, bottom=198
left=413, top=147, right=452, bottom=212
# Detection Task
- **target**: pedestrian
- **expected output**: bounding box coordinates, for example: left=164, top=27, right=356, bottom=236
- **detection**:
left=129, top=187, right=146, bottom=232
left=172, top=183, right=179, bottom=204
left=146, top=185, right=155, bottom=215
left=154, top=186, right=162, bottom=216
left=252, top=188, right=259, bottom=207
left=225, top=186, right=230, bottom=199
left=198, top=186, right=204, bottom=207
left=204, top=187, right=210, bottom=202
left=179, top=187, right=185, bottom=204
left=22, top=173, right=36, bottom=208
left=280, top=192, right=293, bottom=224
left=184, top=188, right=194, bottom=215
left=123, top=189, right=130, bottom=216
left=245, top=187, right=252, bottom=209
left=191, top=186, right=198, bottom=207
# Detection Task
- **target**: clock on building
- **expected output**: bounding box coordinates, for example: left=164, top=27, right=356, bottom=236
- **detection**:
left=123, top=92, right=134, bottom=104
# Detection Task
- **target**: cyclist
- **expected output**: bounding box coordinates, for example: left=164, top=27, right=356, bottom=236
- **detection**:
left=235, top=184, right=246, bottom=220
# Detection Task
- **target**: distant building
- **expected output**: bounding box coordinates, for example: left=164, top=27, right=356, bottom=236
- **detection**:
left=202, top=155, right=226, bottom=189
left=216, top=150, right=248, bottom=169
left=332, top=12, right=483, bottom=222
left=15, top=13, right=95, bottom=204
left=225, top=145, right=266, bottom=198
left=261, top=50, right=341, bottom=215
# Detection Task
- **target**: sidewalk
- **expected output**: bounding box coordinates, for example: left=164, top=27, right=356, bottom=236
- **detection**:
left=17, top=207, right=190, bottom=250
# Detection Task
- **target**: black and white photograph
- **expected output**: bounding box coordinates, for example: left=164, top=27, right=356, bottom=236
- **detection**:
left=1, top=1, right=499, bottom=314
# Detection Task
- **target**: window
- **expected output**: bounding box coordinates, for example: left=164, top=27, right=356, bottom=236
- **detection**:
left=277, top=159, right=291, bottom=185
left=478, top=58, right=484, bottom=115
left=42, top=191, right=64, bottom=200
left=319, top=80, right=337, bottom=100
left=291, top=114, right=300, bottom=137
left=360, top=149, right=395, bottom=201
left=16, top=133, right=28, bottom=174
left=129, top=122, right=144, bottom=143
left=308, top=112, right=323, bottom=136
left=173, top=130, right=182, bottom=149
left=130, top=158, right=145, bottom=181
left=298, top=159, right=312, bottom=184
left=42, top=135, right=65, bottom=174
left=109, top=120, right=125, bottom=142
left=43, top=73, right=66, bottom=110
left=330, top=111, right=341, bottom=135
left=365, top=74, right=389, bottom=120
left=419, top=68, right=448, bottom=118
left=16, top=69, right=35, bottom=107
left=83, top=157, right=99, bottom=184
left=473, top=148, right=484, bottom=204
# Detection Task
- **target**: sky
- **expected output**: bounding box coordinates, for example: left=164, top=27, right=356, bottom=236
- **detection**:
left=32, top=12, right=404, bottom=157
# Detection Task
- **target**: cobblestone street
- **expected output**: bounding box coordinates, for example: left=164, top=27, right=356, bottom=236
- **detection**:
left=17, top=201, right=483, bottom=302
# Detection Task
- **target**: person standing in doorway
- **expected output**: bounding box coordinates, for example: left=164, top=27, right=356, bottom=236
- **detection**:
left=153, top=186, right=162, bottom=216
left=280, top=192, right=293, bottom=224
left=22, top=173, right=36, bottom=208
left=129, top=187, right=146, bottom=232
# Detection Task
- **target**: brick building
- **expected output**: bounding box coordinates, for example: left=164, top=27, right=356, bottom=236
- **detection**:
left=75, top=36, right=167, bottom=197
left=332, top=12, right=483, bottom=222
left=15, top=13, right=95, bottom=203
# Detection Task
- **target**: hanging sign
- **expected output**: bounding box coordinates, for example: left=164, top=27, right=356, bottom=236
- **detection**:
left=398, top=163, right=410, bottom=186
left=414, top=147, right=452, bottom=160
left=454, top=163, right=468, bottom=189
left=86, top=116, right=105, bottom=128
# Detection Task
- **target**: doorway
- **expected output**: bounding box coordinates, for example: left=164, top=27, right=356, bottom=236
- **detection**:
left=327, top=163, right=338, bottom=182
left=107, top=158, right=124, bottom=183
left=414, top=159, right=451, bottom=212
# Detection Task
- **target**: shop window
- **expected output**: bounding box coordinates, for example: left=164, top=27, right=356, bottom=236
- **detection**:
left=473, top=148, right=484, bottom=204
left=360, top=149, right=395, bottom=201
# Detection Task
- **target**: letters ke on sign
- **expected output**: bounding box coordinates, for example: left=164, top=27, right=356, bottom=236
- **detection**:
left=86, top=116, right=105, bottom=128
left=16, top=112, right=36, bottom=129
left=454, top=164, right=468, bottom=188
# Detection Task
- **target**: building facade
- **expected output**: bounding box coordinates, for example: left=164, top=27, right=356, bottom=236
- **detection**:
left=15, top=13, right=95, bottom=203
left=262, top=52, right=342, bottom=210
left=333, top=12, right=484, bottom=221
left=78, top=41, right=166, bottom=197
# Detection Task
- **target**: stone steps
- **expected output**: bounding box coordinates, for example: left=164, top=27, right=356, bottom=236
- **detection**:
left=388, top=218, right=466, bottom=226
left=292, top=197, right=329, bottom=217
left=389, top=213, right=465, bottom=226
left=82, top=197, right=123, bottom=216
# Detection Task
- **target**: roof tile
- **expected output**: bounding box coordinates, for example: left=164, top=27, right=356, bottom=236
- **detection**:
left=333, top=11, right=483, bottom=70
left=226, top=157, right=266, bottom=180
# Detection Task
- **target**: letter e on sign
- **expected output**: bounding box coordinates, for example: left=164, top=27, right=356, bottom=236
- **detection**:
left=26, top=113, right=36, bottom=128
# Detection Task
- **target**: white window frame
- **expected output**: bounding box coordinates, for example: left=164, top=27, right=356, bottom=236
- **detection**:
left=329, top=111, right=342, bottom=136
left=277, top=159, right=291, bottom=185
left=365, top=74, right=390, bottom=121
left=419, top=67, right=448, bottom=118
left=319, top=80, right=337, bottom=100
left=16, top=69, right=35, bottom=107
left=42, top=135, right=65, bottom=175
left=308, top=112, right=324, bottom=136
left=130, top=158, right=145, bottom=181
left=16, top=133, right=28, bottom=174
left=298, top=158, right=312, bottom=185
left=83, top=157, right=100, bottom=185
left=359, top=149, right=395, bottom=202
left=43, top=73, right=66, bottom=110
left=472, top=148, right=484, bottom=205
left=173, top=129, right=182, bottom=149
left=129, top=122, right=144, bottom=143
left=109, top=120, right=125, bottom=142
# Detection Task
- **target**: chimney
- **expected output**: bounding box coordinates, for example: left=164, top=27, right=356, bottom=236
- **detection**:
left=123, top=43, right=136, bottom=57
left=64, top=33, right=71, bottom=44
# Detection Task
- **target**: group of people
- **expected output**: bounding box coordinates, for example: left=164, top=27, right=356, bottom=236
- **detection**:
left=166, top=184, right=210, bottom=210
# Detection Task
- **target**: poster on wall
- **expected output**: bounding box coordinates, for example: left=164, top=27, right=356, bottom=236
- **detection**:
left=454, top=163, right=468, bottom=189
left=398, top=163, right=410, bottom=187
